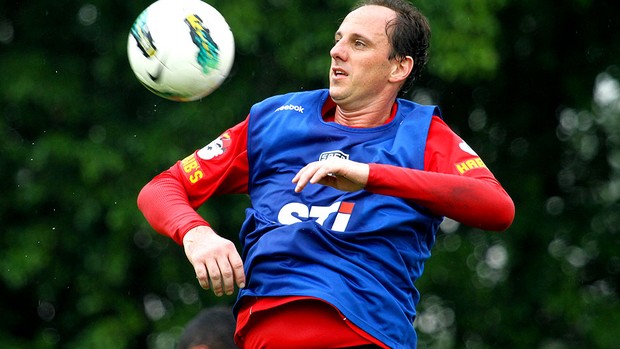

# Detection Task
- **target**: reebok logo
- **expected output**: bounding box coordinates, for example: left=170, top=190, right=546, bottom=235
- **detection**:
left=275, top=104, right=304, bottom=113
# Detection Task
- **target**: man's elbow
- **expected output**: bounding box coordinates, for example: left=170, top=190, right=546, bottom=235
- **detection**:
left=488, top=197, right=515, bottom=231
left=137, top=179, right=151, bottom=209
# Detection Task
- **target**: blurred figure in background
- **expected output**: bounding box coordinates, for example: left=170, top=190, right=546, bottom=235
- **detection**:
left=177, top=306, right=237, bottom=349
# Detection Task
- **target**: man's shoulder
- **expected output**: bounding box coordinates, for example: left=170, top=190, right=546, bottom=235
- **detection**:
left=397, top=98, right=442, bottom=119
left=259, top=89, right=328, bottom=104
left=250, top=89, right=328, bottom=114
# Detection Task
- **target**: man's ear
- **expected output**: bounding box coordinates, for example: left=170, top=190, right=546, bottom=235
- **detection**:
left=389, top=56, right=414, bottom=84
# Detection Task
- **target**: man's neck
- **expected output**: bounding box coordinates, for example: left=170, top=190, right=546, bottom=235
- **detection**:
left=322, top=98, right=397, bottom=127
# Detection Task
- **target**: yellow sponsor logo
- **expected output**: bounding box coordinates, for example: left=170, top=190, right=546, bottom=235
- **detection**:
left=181, top=154, right=204, bottom=184
left=455, top=157, right=487, bottom=174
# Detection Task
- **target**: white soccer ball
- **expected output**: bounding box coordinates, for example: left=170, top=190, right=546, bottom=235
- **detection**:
left=127, top=0, right=235, bottom=102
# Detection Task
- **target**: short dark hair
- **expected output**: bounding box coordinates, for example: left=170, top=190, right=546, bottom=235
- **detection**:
left=177, top=306, right=237, bottom=349
left=353, top=0, right=431, bottom=92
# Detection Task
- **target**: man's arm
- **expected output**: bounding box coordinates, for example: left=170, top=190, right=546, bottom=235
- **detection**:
left=137, top=117, right=250, bottom=296
left=366, top=164, right=514, bottom=231
left=292, top=116, right=515, bottom=231
left=292, top=159, right=513, bottom=231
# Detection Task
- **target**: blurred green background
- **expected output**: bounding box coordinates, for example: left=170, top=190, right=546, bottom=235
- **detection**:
left=1, top=0, right=619, bottom=348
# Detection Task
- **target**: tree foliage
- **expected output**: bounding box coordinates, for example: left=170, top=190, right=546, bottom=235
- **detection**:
left=1, top=0, right=619, bottom=348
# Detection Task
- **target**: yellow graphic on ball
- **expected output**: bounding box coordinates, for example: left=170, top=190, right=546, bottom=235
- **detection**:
left=184, top=14, right=220, bottom=72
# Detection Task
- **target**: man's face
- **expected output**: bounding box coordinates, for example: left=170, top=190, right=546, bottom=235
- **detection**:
left=329, top=5, right=397, bottom=109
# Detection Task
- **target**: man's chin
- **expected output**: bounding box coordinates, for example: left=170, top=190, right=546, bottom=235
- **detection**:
left=328, top=87, right=344, bottom=102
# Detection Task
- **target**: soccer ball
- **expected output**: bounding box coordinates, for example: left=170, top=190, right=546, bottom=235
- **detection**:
left=127, top=0, right=235, bottom=102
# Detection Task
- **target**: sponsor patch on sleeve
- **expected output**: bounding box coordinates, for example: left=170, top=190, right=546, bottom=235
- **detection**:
left=454, top=141, right=487, bottom=174
left=197, top=132, right=232, bottom=160
left=458, top=141, right=478, bottom=156
left=180, top=153, right=204, bottom=184
left=455, top=157, right=487, bottom=174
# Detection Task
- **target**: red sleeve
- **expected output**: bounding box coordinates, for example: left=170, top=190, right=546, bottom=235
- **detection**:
left=365, top=116, right=514, bottom=231
left=137, top=117, right=250, bottom=244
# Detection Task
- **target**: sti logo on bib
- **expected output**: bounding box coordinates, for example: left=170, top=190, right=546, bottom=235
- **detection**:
left=278, top=201, right=355, bottom=232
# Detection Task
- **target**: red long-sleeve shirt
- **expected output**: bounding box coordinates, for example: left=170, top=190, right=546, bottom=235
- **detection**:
left=139, top=110, right=513, bottom=245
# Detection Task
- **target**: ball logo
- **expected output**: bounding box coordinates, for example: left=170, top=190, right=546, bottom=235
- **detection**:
left=130, top=11, right=156, bottom=58
left=184, top=14, right=220, bottom=72
left=129, top=10, right=166, bottom=83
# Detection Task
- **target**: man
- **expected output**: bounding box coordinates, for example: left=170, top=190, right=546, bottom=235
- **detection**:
left=177, top=306, right=237, bottom=349
left=138, top=0, right=515, bottom=347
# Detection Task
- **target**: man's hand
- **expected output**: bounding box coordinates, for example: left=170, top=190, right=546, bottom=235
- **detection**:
left=183, top=226, right=245, bottom=296
left=292, top=158, right=369, bottom=193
